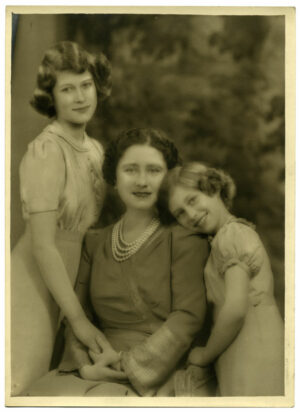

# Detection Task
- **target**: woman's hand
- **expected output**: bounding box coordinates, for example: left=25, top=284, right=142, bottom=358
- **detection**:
left=80, top=347, right=126, bottom=381
left=80, top=363, right=127, bottom=382
left=188, top=346, right=211, bottom=367
left=70, top=316, right=104, bottom=354
left=89, top=347, right=121, bottom=371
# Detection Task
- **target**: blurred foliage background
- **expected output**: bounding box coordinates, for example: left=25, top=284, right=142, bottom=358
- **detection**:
left=11, top=13, right=285, bottom=315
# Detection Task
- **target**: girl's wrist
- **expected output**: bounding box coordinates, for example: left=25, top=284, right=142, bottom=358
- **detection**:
left=68, top=312, right=88, bottom=326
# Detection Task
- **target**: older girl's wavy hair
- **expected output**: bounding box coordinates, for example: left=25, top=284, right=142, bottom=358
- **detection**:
left=158, top=162, right=236, bottom=224
left=30, top=41, right=112, bottom=118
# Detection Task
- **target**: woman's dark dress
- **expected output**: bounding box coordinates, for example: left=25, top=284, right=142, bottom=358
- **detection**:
left=25, top=224, right=211, bottom=396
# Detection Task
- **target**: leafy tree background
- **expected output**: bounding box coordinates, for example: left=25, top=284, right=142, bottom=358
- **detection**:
left=11, top=14, right=285, bottom=315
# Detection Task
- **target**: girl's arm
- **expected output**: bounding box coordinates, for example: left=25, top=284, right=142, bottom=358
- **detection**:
left=189, top=265, right=249, bottom=366
left=29, top=211, right=102, bottom=353
left=58, top=229, right=120, bottom=375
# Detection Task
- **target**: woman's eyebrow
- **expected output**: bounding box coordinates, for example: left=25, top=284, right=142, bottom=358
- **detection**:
left=122, top=162, right=163, bottom=167
left=81, top=77, right=93, bottom=83
left=121, top=162, right=137, bottom=167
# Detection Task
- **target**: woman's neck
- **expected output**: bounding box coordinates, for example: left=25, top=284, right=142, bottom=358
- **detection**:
left=122, top=209, right=157, bottom=243
left=56, top=119, right=86, bottom=143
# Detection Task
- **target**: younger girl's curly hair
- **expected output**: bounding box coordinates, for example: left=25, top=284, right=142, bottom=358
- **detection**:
left=158, top=162, right=236, bottom=224
left=30, top=41, right=112, bottom=118
left=102, top=128, right=180, bottom=186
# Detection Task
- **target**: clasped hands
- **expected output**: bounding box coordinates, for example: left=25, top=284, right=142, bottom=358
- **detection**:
left=80, top=343, right=127, bottom=382
left=71, top=316, right=127, bottom=382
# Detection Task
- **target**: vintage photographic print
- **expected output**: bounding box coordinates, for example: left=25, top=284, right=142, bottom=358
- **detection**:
left=6, top=5, right=295, bottom=407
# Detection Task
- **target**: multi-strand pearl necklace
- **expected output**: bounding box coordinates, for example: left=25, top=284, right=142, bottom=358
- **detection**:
left=112, top=217, right=160, bottom=262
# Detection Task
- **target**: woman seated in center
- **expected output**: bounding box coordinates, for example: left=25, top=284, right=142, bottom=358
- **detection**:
left=25, top=128, right=214, bottom=397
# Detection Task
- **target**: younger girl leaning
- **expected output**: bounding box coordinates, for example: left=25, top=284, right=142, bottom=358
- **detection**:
left=158, top=162, right=284, bottom=396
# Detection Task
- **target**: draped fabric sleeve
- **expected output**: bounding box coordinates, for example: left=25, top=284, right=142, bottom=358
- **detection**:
left=58, top=231, right=101, bottom=373
left=213, top=222, right=264, bottom=278
left=19, top=137, right=65, bottom=215
left=121, top=226, right=209, bottom=396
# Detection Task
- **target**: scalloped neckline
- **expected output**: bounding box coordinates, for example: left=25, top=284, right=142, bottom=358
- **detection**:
left=47, top=121, right=90, bottom=152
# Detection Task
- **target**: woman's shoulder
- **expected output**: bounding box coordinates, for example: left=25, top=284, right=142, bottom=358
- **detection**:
left=169, top=224, right=206, bottom=240
left=84, top=225, right=113, bottom=255
left=167, top=224, right=209, bottom=258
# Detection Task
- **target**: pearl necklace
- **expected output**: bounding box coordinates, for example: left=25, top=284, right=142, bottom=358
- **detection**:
left=112, top=217, right=160, bottom=262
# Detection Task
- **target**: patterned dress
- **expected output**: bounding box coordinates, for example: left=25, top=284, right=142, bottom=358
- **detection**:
left=204, top=217, right=284, bottom=396
left=11, top=121, right=106, bottom=395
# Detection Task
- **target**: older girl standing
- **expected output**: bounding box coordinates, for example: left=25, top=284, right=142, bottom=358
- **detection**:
left=11, top=41, right=111, bottom=395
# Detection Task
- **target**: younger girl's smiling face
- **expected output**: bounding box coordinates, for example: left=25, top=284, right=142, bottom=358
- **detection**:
left=169, top=185, right=226, bottom=235
left=116, top=144, right=167, bottom=213
left=52, top=70, right=97, bottom=126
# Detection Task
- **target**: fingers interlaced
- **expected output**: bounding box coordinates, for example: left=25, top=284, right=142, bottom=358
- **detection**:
left=89, top=349, right=103, bottom=363
left=89, top=343, right=101, bottom=355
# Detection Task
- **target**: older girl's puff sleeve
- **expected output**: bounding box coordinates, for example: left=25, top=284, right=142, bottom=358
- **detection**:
left=19, top=137, right=65, bottom=214
left=58, top=231, right=101, bottom=373
left=213, top=222, right=264, bottom=278
left=121, top=226, right=209, bottom=396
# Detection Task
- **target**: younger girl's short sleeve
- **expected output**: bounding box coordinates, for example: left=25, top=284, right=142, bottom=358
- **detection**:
left=20, top=137, right=65, bottom=214
left=212, top=222, right=264, bottom=278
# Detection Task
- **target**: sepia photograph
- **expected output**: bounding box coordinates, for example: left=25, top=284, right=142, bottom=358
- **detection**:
left=6, top=5, right=295, bottom=407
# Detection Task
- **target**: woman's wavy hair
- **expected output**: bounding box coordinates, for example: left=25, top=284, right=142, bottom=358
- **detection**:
left=30, top=41, right=112, bottom=117
left=102, top=128, right=180, bottom=186
left=158, top=162, right=237, bottom=224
